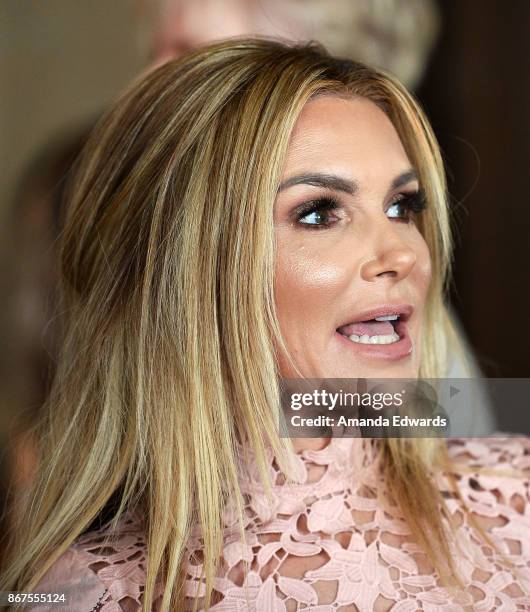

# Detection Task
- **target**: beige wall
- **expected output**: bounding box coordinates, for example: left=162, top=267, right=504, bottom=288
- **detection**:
left=0, top=0, right=146, bottom=223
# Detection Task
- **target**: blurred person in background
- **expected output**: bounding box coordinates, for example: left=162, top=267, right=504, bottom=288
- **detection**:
left=1, top=0, right=494, bottom=563
left=144, top=0, right=439, bottom=87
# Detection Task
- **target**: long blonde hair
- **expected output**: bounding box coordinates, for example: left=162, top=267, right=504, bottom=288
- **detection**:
left=2, top=37, right=526, bottom=610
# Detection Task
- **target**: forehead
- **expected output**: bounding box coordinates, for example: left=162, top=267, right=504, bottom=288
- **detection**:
left=282, top=95, right=412, bottom=184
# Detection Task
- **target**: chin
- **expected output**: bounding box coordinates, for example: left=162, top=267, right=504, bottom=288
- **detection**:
left=310, top=331, right=421, bottom=379
left=277, top=329, right=422, bottom=380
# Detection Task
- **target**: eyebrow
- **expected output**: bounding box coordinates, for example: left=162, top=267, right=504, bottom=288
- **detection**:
left=277, top=173, right=358, bottom=195
left=277, top=169, right=419, bottom=195
left=391, top=169, right=418, bottom=190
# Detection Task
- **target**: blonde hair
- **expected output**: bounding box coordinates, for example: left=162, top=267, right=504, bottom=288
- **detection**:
left=2, top=37, right=527, bottom=610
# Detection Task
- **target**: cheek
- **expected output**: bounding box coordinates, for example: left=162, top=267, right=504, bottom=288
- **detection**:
left=274, top=240, right=353, bottom=327
left=414, top=236, right=433, bottom=297
left=274, top=242, right=350, bottom=376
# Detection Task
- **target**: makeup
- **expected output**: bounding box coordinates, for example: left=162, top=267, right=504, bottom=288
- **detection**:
left=292, top=188, right=427, bottom=229
left=274, top=96, right=431, bottom=378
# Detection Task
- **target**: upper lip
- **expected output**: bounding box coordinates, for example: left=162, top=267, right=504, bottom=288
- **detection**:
left=337, top=303, right=414, bottom=328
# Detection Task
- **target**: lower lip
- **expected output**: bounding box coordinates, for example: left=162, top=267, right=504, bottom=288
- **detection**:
left=335, top=319, right=412, bottom=361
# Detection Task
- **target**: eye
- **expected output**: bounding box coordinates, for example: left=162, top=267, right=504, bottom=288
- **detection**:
left=386, top=190, right=427, bottom=223
left=295, top=197, right=341, bottom=229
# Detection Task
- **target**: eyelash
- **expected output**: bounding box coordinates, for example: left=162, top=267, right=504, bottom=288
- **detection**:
left=295, top=190, right=428, bottom=229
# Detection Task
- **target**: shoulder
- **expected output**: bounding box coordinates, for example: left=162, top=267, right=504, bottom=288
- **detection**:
left=443, top=431, right=530, bottom=520
left=31, top=512, right=149, bottom=612
left=446, top=431, right=530, bottom=474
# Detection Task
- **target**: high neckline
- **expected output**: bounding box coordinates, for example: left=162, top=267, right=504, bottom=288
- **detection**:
left=237, top=435, right=382, bottom=489
left=230, top=436, right=383, bottom=526
left=293, top=436, right=381, bottom=482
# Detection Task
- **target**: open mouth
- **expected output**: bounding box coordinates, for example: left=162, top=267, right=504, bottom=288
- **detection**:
left=335, top=306, right=413, bottom=359
left=337, top=314, right=402, bottom=345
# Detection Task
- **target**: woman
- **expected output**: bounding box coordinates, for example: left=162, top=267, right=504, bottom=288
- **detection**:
left=2, top=38, right=529, bottom=611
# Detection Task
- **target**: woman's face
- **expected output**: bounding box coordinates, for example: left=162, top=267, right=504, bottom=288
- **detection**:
left=274, top=95, right=432, bottom=379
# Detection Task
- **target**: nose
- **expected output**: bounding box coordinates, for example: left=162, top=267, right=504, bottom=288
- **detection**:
left=359, top=224, right=417, bottom=282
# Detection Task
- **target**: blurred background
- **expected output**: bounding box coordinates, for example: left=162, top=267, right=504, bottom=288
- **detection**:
left=1, top=0, right=529, bottom=563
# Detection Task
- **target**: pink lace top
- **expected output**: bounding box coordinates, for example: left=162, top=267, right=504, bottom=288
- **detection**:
left=30, top=433, right=530, bottom=611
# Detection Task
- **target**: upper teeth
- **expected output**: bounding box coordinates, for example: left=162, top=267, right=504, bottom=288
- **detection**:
left=374, top=314, right=399, bottom=321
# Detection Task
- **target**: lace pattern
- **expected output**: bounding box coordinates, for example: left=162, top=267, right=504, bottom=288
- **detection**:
left=33, top=434, right=530, bottom=611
